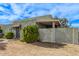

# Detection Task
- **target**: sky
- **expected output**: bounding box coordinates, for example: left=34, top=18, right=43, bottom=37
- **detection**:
left=0, top=3, right=79, bottom=27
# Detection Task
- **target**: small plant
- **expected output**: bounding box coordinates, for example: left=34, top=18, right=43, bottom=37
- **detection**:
left=22, top=25, right=39, bottom=43
left=0, top=29, right=4, bottom=38
left=5, top=32, right=14, bottom=39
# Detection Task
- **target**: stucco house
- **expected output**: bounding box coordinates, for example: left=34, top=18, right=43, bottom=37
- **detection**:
left=2, top=15, right=57, bottom=39
left=0, top=15, right=78, bottom=44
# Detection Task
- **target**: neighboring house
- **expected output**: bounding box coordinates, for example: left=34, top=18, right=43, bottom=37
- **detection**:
left=0, top=15, right=78, bottom=44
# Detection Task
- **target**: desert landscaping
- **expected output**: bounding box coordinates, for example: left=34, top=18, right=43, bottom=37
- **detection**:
left=0, top=39, right=79, bottom=56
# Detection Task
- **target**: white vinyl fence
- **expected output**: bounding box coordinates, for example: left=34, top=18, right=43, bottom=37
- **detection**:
left=39, top=28, right=78, bottom=44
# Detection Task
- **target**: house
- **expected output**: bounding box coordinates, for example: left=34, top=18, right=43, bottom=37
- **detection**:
left=0, top=15, right=79, bottom=44
left=9, top=15, right=59, bottom=39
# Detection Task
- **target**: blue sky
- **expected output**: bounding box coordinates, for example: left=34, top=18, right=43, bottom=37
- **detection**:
left=0, top=3, right=79, bottom=27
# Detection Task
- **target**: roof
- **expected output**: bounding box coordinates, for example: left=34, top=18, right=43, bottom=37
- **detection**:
left=12, top=15, right=60, bottom=25
left=36, top=20, right=60, bottom=23
left=13, top=15, right=53, bottom=23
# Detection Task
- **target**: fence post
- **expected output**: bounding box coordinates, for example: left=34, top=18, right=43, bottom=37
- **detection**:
left=72, top=28, right=78, bottom=44
left=72, top=28, right=74, bottom=44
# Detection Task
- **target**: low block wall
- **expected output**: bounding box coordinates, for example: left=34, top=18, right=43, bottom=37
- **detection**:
left=39, top=28, right=78, bottom=44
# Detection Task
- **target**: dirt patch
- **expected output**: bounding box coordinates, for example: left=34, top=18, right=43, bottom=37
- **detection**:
left=0, top=40, right=79, bottom=56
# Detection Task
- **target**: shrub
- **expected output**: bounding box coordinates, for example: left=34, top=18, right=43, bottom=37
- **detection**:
left=22, top=25, right=39, bottom=43
left=5, top=32, right=14, bottom=39
left=0, top=29, right=4, bottom=38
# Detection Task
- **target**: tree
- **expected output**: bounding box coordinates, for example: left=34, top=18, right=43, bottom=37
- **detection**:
left=60, top=18, right=68, bottom=27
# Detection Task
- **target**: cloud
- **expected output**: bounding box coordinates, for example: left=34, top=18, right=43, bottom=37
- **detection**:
left=71, top=24, right=79, bottom=28
left=10, top=4, right=23, bottom=15
left=50, top=4, right=79, bottom=20
left=0, top=3, right=79, bottom=27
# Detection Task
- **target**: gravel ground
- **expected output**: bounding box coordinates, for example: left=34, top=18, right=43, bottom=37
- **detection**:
left=0, top=40, right=79, bottom=56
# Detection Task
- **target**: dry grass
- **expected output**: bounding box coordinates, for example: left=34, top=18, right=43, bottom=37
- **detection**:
left=0, top=40, right=79, bottom=56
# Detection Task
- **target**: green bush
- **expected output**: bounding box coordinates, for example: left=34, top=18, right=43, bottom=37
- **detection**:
left=5, top=32, right=14, bottom=39
left=22, top=25, right=39, bottom=43
left=0, top=29, right=4, bottom=38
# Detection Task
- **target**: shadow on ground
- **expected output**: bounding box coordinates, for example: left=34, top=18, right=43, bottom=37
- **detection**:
left=0, top=47, right=6, bottom=50
left=31, top=42, right=67, bottom=48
